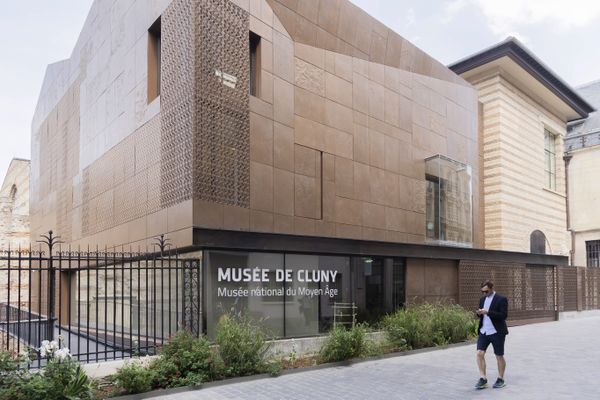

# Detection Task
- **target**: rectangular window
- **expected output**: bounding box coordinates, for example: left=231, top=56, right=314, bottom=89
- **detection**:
left=425, top=155, right=473, bottom=247
left=544, top=130, right=556, bottom=190
left=249, top=31, right=261, bottom=97
left=586, top=240, right=600, bottom=267
left=148, top=17, right=161, bottom=103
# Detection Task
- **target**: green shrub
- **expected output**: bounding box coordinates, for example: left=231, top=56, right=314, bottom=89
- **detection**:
left=318, top=324, right=368, bottom=363
left=13, top=358, right=94, bottom=400
left=114, top=360, right=155, bottom=394
left=260, top=358, right=283, bottom=377
left=0, top=352, right=25, bottom=400
left=381, top=302, right=477, bottom=350
left=151, top=330, right=216, bottom=387
left=215, top=313, right=270, bottom=377
left=362, top=337, right=385, bottom=358
left=0, top=348, right=95, bottom=400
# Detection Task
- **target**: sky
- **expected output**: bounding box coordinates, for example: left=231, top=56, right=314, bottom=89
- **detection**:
left=1, top=0, right=600, bottom=181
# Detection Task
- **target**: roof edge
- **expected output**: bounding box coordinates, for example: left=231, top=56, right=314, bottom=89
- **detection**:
left=448, top=38, right=595, bottom=120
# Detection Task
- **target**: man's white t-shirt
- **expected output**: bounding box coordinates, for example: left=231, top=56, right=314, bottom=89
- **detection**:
left=480, top=292, right=497, bottom=335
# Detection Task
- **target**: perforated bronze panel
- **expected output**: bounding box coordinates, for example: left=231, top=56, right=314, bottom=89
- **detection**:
left=31, top=79, right=80, bottom=243
left=194, top=0, right=250, bottom=207
left=557, top=266, right=578, bottom=312
left=81, top=116, right=161, bottom=236
left=581, top=267, right=600, bottom=310
left=160, top=0, right=195, bottom=208
left=458, top=261, right=556, bottom=322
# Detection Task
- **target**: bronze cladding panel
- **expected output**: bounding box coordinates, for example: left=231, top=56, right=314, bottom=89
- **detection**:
left=194, top=0, right=250, bottom=207
left=458, top=260, right=556, bottom=322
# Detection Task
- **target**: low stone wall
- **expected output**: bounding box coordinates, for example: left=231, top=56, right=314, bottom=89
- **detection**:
left=83, top=331, right=388, bottom=378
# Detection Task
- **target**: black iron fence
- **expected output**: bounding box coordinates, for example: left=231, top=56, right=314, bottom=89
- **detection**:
left=0, top=232, right=201, bottom=368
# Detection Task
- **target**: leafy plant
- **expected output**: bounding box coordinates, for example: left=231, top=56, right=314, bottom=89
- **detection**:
left=260, top=358, right=283, bottom=377
left=113, top=360, right=155, bottom=395
left=318, top=324, right=368, bottom=363
left=11, top=357, right=95, bottom=400
left=215, top=313, right=270, bottom=377
left=0, top=337, right=95, bottom=400
left=151, top=329, right=216, bottom=387
left=381, top=302, right=477, bottom=350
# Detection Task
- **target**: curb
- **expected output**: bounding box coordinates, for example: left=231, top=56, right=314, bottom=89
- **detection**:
left=110, top=339, right=475, bottom=400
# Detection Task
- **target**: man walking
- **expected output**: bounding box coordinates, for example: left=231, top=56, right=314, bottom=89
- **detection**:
left=474, top=280, right=508, bottom=389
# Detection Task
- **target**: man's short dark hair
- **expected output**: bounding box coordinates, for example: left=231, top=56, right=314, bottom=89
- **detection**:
left=481, top=280, right=494, bottom=289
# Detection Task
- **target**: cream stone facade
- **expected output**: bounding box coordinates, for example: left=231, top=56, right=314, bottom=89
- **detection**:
left=567, top=147, right=600, bottom=265
left=0, top=159, right=30, bottom=249
left=450, top=38, right=593, bottom=255
left=566, top=80, right=600, bottom=266
left=0, top=158, right=30, bottom=306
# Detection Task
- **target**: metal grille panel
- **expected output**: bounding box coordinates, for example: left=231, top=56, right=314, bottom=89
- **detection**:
left=582, top=267, right=600, bottom=310
left=81, top=116, right=161, bottom=236
left=458, top=261, right=556, bottom=322
left=557, top=267, right=578, bottom=311
left=195, top=0, right=250, bottom=207
left=586, top=240, right=600, bottom=267
left=160, top=0, right=195, bottom=208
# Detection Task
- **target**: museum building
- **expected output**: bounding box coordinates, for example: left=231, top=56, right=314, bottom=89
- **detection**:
left=31, top=0, right=568, bottom=338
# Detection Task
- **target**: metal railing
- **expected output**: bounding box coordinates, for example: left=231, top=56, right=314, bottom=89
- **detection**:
left=0, top=232, right=201, bottom=368
left=332, top=302, right=357, bottom=328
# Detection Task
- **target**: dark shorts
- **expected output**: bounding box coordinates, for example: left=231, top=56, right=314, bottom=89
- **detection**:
left=477, top=333, right=506, bottom=356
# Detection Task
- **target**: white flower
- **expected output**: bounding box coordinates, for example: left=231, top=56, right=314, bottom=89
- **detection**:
left=39, top=339, right=64, bottom=359
left=54, top=347, right=71, bottom=361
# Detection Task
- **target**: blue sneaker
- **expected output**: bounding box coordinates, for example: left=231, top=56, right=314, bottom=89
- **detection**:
left=493, top=378, right=506, bottom=388
left=475, top=378, right=488, bottom=389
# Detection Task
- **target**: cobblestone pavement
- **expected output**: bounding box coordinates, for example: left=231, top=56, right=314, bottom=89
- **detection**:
left=151, top=316, right=598, bottom=400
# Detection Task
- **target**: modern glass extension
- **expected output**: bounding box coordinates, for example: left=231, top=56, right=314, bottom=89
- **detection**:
left=425, top=155, right=473, bottom=247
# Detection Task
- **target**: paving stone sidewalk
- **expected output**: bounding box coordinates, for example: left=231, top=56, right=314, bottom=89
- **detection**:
left=150, top=316, right=599, bottom=400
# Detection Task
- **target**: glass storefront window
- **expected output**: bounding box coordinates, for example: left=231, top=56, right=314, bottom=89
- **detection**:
left=284, top=255, right=351, bottom=336
left=205, top=251, right=284, bottom=338
left=425, top=155, right=473, bottom=247
left=352, top=257, right=405, bottom=324
left=205, top=250, right=405, bottom=339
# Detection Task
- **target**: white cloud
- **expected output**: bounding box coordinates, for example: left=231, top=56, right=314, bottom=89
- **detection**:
left=444, top=0, right=600, bottom=37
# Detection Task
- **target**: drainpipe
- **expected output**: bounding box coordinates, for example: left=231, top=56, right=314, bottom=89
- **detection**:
left=564, top=154, right=574, bottom=266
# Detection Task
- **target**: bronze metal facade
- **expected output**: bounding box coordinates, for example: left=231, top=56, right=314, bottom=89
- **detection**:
left=160, top=0, right=195, bottom=209
left=31, top=0, right=480, bottom=252
left=195, top=0, right=250, bottom=207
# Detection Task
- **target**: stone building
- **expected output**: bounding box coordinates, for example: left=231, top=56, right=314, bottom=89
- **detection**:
left=450, top=37, right=594, bottom=256
left=31, top=1, right=565, bottom=337
left=0, top=158, right=30, bottom=308
left=566, top=80, right=600, bottom=266
left=0, top=158, right=30, bottom=250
